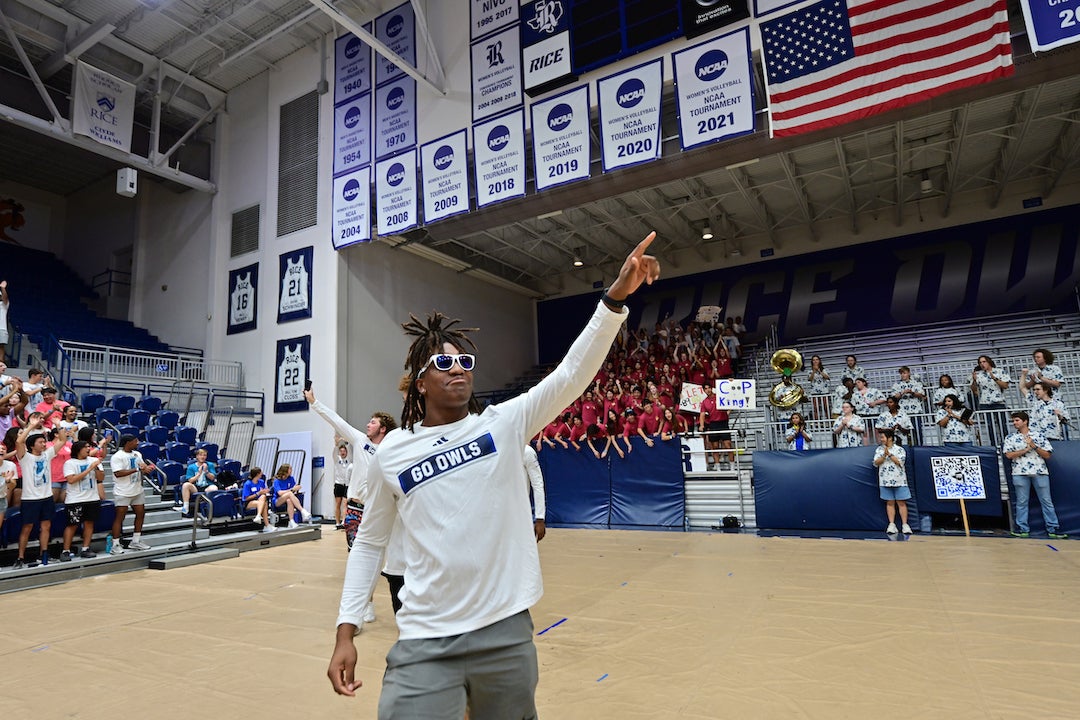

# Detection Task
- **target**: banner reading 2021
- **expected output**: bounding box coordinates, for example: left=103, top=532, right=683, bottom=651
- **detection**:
left=672, top=28, right=754, bottom=151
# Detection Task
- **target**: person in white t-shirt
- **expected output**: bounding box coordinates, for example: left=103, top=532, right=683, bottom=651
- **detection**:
left=109, top=434, right=157, bottom=553
left=327, top=232, right=660, bottom=718
left=522, top=444, right=546, bottom=542
left=12, top=417, right=69, bottom=569
left=61, top=440, right=105, bottom=561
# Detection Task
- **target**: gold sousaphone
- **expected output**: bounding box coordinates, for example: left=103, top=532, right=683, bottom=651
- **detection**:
left=768, top=349, right=806, bottom=409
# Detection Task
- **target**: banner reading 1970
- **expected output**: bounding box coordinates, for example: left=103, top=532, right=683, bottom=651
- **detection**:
left=672, top=27, right=755, bottom=151
left=530, top=85, right=591, bottom=192
left=421, top=130, right=471, bottom=224
left=597, top=58, right=664, bottom=172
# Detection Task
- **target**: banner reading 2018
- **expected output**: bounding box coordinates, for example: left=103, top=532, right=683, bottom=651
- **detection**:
left=472, top=110, right=526, bottom=207
left=530, top=85, right=591, bottom=192
left=672, top=28, right=755, bottom=151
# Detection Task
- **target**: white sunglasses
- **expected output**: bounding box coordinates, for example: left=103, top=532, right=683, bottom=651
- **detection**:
left=418, top=353, right=476, bottom=376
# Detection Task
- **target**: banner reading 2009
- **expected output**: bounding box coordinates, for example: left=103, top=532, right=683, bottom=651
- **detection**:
left=597, top=58, right=664, bottom=172
left=421, top=130, right=470, bottom=224
left=672, top=27, right=755, bottom=151
left=530, top=85, right=591, bottom=192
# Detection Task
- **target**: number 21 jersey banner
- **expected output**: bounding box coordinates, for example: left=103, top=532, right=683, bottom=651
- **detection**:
left=278, top=246, right=313, bottom=324
left=275, top=336, right=310, bottom=413
left=672, top=27, right=755, bottom=150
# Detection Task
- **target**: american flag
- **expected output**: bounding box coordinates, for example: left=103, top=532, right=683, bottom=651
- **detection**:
left=761, top=0, right=1013, bottom=137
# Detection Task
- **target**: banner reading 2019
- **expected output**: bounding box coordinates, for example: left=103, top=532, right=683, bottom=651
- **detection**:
left=672, top=28, right=755, bottom=151
left=530, top=85, right=591, bottom=191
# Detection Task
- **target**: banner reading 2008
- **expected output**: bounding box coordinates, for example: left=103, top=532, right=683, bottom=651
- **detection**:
left=530, top=85, right=591, bottom=192
left=421, top=130, right=470, bottom=223
left=472, top=110, right=526, bottom=208
left=376, top=150, right=418, bottom=235
left=672, top=27, right=755, bottom=151
left=597, top=58, right=664, bottom=173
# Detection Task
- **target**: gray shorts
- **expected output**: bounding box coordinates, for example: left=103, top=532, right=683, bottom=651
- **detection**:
left=113, top=490, right=147, bottom=508
left=378, top=609, right=538, bottom=720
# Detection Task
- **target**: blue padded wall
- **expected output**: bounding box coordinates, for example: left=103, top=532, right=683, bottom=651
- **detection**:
left=1005, top=440, right=1080, bottom=536
left=909, top=446, right=1003, bottom=517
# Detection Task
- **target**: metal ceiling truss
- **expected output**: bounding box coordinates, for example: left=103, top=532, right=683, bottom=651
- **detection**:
left=990, top=85, right=1043, bottom=207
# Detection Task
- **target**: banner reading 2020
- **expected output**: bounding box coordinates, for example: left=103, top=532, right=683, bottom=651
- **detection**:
left=530, top=85, right=590, bottom=192
left=376, top=150, right=418, bottom=235
left=672, top=28, right=755, bottom=151
left=421, top=130, right=470, bottom=223
left=597, top=58, right=663, bottom=172
left=472, top=110, right=526, bottom=207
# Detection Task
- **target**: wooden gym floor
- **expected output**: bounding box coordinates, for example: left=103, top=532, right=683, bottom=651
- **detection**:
left=1, top=528, right=1077, bottom=719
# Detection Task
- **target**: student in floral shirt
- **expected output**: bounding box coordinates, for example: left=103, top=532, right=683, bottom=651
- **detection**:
left=935, top=394, right=975, bottom=445
left=1024, top=381, right=1069, bottom=441
left=873, top=429, right=911, bottom=535
left=832, top=401, right=865, bottom=448
left=1002, top=410, right=1066, bottom=539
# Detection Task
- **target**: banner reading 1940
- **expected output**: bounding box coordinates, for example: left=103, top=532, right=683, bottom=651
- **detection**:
left=672, top=27, right=755, bottom=151
left=530, top=85, right=591, bottom=192
left=334, top=31, right=372, bottom=105
left=597, top=58, right=664, bottom=173
left=473, top=109, right=526, bottom=208
left=421, top=130, right=471, bottom=224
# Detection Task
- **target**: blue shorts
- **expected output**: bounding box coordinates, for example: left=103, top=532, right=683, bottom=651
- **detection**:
left=880, top=485, right=912, bottom=501
left=20, top=497, right=56, bottom=525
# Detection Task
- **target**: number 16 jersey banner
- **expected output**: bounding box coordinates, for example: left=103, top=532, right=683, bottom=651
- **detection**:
left=673, top=27, right=755, bottom=150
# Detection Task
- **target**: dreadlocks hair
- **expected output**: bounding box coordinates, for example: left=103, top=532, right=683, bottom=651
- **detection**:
left=401, top=311, right=482, bottom=431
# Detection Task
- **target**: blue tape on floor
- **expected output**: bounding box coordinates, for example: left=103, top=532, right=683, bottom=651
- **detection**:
left=537, top=618, right=567, bottom=636
left=1047, top=544, right=1059, bottom=552
left=31, top=645, right=48, bottom=653
left=597, top=673, right=608, bottom=682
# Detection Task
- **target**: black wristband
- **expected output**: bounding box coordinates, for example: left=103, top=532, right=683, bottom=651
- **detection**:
left=602, top=289, right=626, bottom=310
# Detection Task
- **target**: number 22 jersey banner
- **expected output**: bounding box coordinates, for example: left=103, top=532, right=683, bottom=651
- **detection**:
left=275, top=336, right=310, bottom=413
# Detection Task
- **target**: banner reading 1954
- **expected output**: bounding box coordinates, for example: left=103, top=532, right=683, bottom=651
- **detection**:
left=672, top=27, right=755, bottom=151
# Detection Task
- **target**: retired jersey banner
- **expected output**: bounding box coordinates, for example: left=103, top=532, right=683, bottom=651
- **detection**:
left=375, top=3, right=416, bottom=86
left=374, top=76, right=416, bottom=161
left=530, top=85, right=590, bottom=192
left=1019, top=0, right=1080, bottom=51
left=421, top=130, right=470, bottom=224
left=472, top=109, right=526, bottom=207
left=471, top=0, right=518, bottom=40
left=72, top=61, right=136, bottom=152
left=376, top=150, right=418, bottom=236
left=333, top=94, right=371, bottom=176
left=334, top=31, right=372, bottom=104
left=597, top=58, right=664, bottom=172
left=672, top=28, right=755, bottom=151
left=275, top=336, right=310, bottom=413
left=333, top=166, right=372, bottom=249
left=227, top=263, right=259, bottom=335
left=521, top=0, right=574, bottom=95
left=681, top=0, right=750, bottom=38
left=470, top=24, right=524, bottom=121
left=278, top=246, right=313, bottom=324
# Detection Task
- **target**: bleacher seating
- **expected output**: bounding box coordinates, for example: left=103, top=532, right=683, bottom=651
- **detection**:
left=195, top=442, right=219, bottom=463
left=81, top=393, right=106, bottom=415
left=138, top=395, right=163, bottom=414
left=165, top=442, right=191, bottom=464
left=157, top=411, right=180, bottom=431
left=218, top=459, right=242, bottom=479
left=143, top=425, right=169, bottom=445
left=128, top=409, right=151, bottom=429
left=114, top=424, right=139, bottom=439
left=138, top=442, right=161, bottom=464
left=109, top=394, right=136, bottom=414
left=155, top=460, right=185, bottom=497
left=95, top=407, right=121, bottom=426
left=174, top=425, right=197, bottom=445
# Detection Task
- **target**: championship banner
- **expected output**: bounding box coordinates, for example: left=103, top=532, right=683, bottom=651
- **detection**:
left=72, top=61, right=136, bottom=152
left=470, top=24, right=524, bottom=121
left=375, top=150, right=419, bottom=235
left=471, top=0, right=518, bottom=40
left=672, top=27, right=755, bottom=151
left=333, top=94, right=371, bottom=176
left=521, top=0, right=574, bottom=96
left=681, top=0, right=750, bottom=38
left=227, top=263, right=259, bottom=335
left=278, top=246, right=313, bottom=324
left=274, top=336, right=310, bottom=413
left=530, top=85, right=590, bottom=192
left=374, top=76, right=417, bottom=161
left=597, top=58, right=664, bottom=172
left=334, top=30, right=372, bottom=105
left=420, top=130, right=470, bottom=224
left=375, top=3, right=416, bottom=87
left=333, top=166, right=372, bottom=249
left=472, top=109, right=526, bottom=207
left=1019, top=0, right=1080, bottom=51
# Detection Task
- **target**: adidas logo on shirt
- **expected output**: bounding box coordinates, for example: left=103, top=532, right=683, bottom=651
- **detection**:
left=433, top=436, right=450, bottom=446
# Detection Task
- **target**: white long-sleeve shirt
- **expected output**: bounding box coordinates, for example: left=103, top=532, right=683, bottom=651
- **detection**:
left=522, top=445, right=546, bottom=520
left=310, top=400, right=377, bottom=502
left=337, top=300, right=626, bottom=637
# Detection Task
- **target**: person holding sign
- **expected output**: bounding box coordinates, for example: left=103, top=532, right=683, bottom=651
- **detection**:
left=873, top=429, right=912, bottom=535
left=1002, top=411, right=1066, bottom=539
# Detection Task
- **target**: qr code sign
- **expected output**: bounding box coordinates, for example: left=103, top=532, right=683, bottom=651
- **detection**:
left=930, top=455, right=986, bottom=500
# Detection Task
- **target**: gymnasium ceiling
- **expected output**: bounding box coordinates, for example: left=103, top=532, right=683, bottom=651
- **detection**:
left=1, top=0, right=1079, bottom=297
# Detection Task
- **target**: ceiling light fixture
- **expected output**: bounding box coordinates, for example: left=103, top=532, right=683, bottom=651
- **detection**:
left=573, top=257, right=584, bottom=267
left=702, top=224, right=713, bottom=240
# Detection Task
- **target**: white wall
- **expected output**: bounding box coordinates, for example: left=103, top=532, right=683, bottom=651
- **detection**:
left=63, top=175, right=138, bottom=288
left=0, top=181, right=65, bottom=253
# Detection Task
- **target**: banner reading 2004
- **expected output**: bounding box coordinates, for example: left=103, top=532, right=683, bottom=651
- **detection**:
left=672, top=27, right=755, bottom=151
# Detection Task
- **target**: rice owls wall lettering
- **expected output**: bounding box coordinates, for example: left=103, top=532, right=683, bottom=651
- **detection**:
left=230, top=272, right=255, bottom=326
left=279, top=256, right=310, bottom=315
left=277, top=344, right=307, bottom=405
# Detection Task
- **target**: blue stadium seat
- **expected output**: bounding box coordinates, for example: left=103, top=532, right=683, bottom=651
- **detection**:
left=61, top=390, right=77, bottom=405
left=195, top=442, right=219, bottom=463
left=109, top=395, right=136, bottom=413
left=94, top=502, right=116, bottom=534
left=137, top=442, right=161, bottom=464
left=218, top=459, right=242, bottom=480
left=138, top=395, right=163, bottom=414
left=50, top=504, right=68, bottom=539
left=1, top=508, right=21, bottom=548
left=128, top=409, right=151, bottom=429
left=174, top=425, right=198, bottom=445
left=114, top=424, right=139, bottom=439
left=165, top=442, right=191, bottom=464
left=80, top=393, right=106, bottom=415
left=156, top=410, right=180, bottom=431
left=95, top=407, right=121, bottom=426
left=155, top=461, right=184, bottom=498
left=143, top=425, right=169, bottom=445
left=204, top=490, right=239, bottom=521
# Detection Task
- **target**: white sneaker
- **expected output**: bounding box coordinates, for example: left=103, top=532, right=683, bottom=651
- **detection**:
left=901, top=523, right=913, bottom=535
left=129, top=540, right=152, bottom=551
left=886, top=523, right=898, bottom=534
left=287, top=519, right=299, bottom=529
left=301, top=510, right=313, bottom=523
left=362, top=603, right=376, bottom=623
left=252, top=514, right=265, bottom=525
left=109, top=546, right=127, bottom=555
left=261, top=523, right=276, bottom=533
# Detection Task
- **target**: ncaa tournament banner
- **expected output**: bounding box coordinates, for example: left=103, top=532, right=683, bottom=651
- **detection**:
left=227, top=263, right=259, bottom=335
left=333, top=94, right=371, bottom=176
left=334, top=30, right=372, bottom=104
left=597, top=58, right=664, bottom=172
left=278, top=246, right=313, bottom=324
left=1019, top=0, right=1080, bottom=51
left=375, top=3, right=416, bottom=87
left=421, top=130, right=470, bottom=223
left=72, top=61, right=136, bottom=152
left=274, top=336, right=311, bottom=414
left=530, top=85, right=591, bottom=192
left=472, top=109, right=526, bottom=207
left=470, top=24, right=524, bottom=121
left=681, top=0, right=750, bottom=38
left=376, top=150, right=419, bottom=235
left=471, top=0, right=518, bottom=40
left=374, top=76, right=417, bottom=161
left=521, top=0, right=573, bottom=95
left=333, top=166, right=372, bottom=249
left=672, top=28, right=755, bottom=151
